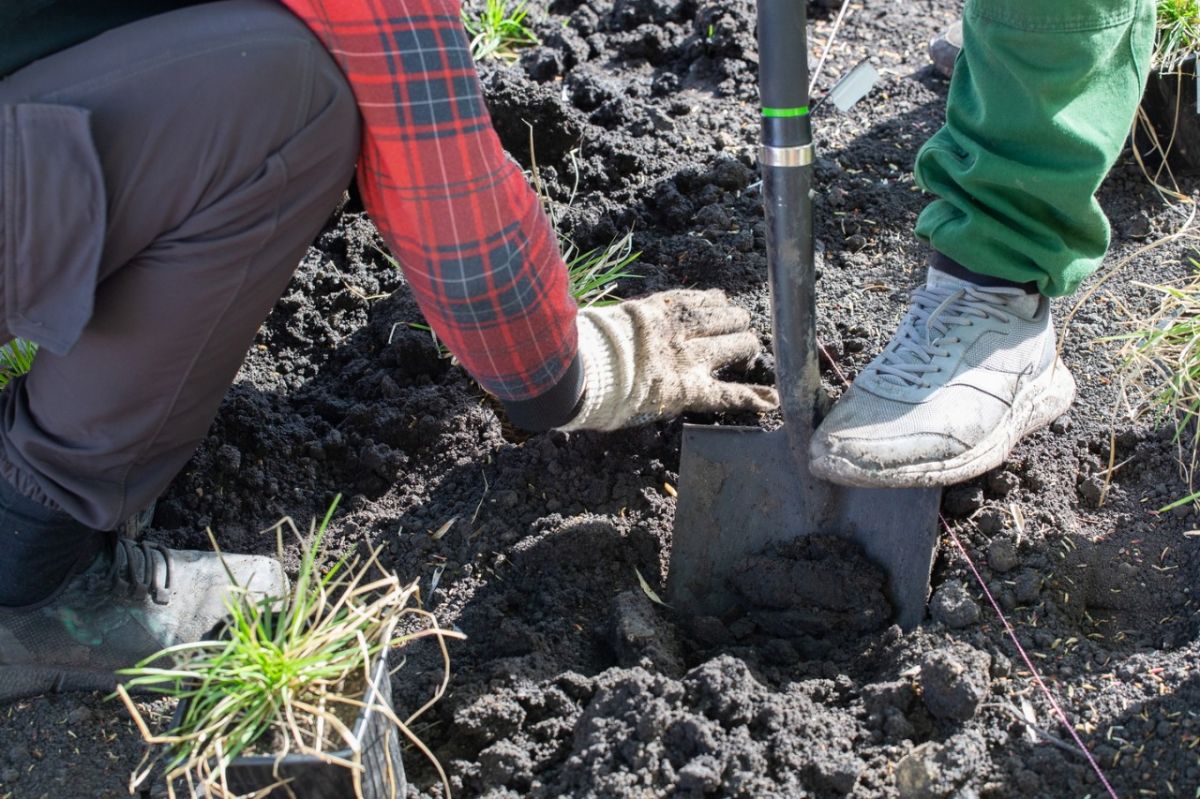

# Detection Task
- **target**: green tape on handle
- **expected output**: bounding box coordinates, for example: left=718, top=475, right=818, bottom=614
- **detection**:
left=762, top=106, right=809, bottom=118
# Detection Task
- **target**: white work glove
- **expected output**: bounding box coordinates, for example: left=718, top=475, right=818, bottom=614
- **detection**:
left=558, top=289, right=778, bottom=432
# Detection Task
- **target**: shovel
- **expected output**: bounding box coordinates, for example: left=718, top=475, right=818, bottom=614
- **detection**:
left=666, top=0, right=942, bottom=630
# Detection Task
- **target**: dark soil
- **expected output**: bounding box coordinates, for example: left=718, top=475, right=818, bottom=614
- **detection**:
left=6, top=1, right=1200, bottom=797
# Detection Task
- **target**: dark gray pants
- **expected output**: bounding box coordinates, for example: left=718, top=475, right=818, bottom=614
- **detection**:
left=0, top=1, right=360, bottom=529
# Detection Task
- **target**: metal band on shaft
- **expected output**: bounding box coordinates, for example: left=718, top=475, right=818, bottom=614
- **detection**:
left=758, top=144, right=814, bottom=168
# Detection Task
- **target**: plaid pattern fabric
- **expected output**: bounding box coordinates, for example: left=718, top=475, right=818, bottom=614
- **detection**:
left=281, top=0, right=577, bottom=401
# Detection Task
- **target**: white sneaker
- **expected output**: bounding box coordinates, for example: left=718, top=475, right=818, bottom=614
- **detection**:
left=810, top=267, right=1076, bottom=488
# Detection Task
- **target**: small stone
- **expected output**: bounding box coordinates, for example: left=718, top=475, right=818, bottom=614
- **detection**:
left=986, top=470, right=1020, bottom=497
left=845, top=234, right=868, bottom=252
left=647, top=106, right=674, bottom=132
left=942, top=486, right=984, bottom=518
left=1121, top=211, right=1152, bottom=239
left=929, top=581, right=980, bottom=629
left=920, top=644, right=991, bottom=721
left=710, top=154, right=753, bottom=191
left=1049, top=414, right=1071, bottom=434
left=520, top=46, right=562, bottom=81
left=975, top=508, right=1008, bottom=536
left=611, top=590, right=686, bottom=673
left=1014, top=570, right=1042, bottom=604
left=1078, top=475, right=1106, bottom=507
left=896, top=744, right=939, bottom=797
left=864, top=679, right=915, bottom=707
left=987, top=537, right=1019, bottom=573
left=814, top=753, right=864, bottom=793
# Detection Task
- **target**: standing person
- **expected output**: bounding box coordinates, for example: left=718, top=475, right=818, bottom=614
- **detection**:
left=810, top=0, right=1155, bottom=487
left=0, top=0, right=773, bottom=701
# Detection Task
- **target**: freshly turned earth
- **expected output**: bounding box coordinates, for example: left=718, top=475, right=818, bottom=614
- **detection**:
left=5, top=1, right=1200, bottom=797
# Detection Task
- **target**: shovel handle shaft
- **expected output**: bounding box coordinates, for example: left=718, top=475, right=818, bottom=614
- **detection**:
left=762, top=142, right=819, bottom=443
left=757, top=0, right=812, bottom=149
left=757, top=0, right=820, bottom=445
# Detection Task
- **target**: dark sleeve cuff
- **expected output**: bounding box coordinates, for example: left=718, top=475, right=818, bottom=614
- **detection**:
left=501, top=353, right=587, bottom=432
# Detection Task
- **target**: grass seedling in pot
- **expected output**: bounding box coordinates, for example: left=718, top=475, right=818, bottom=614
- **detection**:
left=116, top=496, right=463, bottom=799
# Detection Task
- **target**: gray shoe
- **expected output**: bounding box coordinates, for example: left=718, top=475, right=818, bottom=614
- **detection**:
left=810, top=267, right=1075, bottom=488
left=929, top=20, right=962, bottom=79
left=0, top=537, right=287, bottom=701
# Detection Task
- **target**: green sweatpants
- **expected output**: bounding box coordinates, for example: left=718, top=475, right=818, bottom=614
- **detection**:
left=913, top=0, right=1155, bottom=297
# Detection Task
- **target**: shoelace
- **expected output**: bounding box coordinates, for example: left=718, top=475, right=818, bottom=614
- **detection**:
left=98, top=538, right=172, bottom=605
left=872, top=283, right=1025, bottom=389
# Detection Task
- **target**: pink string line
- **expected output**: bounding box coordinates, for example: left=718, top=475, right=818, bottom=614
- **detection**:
left=940, top=515, right=1119, bottom=799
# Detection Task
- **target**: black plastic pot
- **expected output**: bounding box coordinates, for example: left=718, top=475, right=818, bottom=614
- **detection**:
left=1135, top=54, right=1200, bottom=174
left=171, top=649, right=407, bottom=799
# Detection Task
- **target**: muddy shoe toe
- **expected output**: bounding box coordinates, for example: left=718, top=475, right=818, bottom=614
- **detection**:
left=929, top=20, right=962, bottom=79
left=0, top=538, right=287, bottom=702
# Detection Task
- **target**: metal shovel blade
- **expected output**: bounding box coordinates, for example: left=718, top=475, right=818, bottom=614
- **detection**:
left=668, top=425, right=942, bottom=630
left=665, top=0, right=942, bottom=631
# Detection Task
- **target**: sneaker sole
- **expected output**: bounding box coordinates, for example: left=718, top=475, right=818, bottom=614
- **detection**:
left=0, top=664, right=122, bottom=703
left=811, top=358, right=1076, bottom=489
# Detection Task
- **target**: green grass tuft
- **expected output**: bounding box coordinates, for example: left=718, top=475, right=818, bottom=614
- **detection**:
left=462, top=0, right=540, bottom=62
left=564, top=230, right=641, bottom=309
left=0, top=339, right=36, bottom=389
left=1109, top=267, right=1200, bottom=509
left=1156, top=0, right=1200, bottom=72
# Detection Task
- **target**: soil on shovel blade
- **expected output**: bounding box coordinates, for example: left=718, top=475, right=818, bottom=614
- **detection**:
left=5, top=1, right=1200, bottom=797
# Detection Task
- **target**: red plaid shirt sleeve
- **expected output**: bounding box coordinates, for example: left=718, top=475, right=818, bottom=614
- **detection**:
left=280, top=0, right=578, bottom=403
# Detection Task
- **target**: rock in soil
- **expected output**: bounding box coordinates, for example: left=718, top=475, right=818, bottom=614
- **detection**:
left=929, top=580, right=980, bottom=628
left=610, top=588, right=686, bottom=673
left=919, top=643, right=992, bottom=721
left=986, top=536, right=1020, bottom=573
left=895, top=731, right=988, bottom=798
